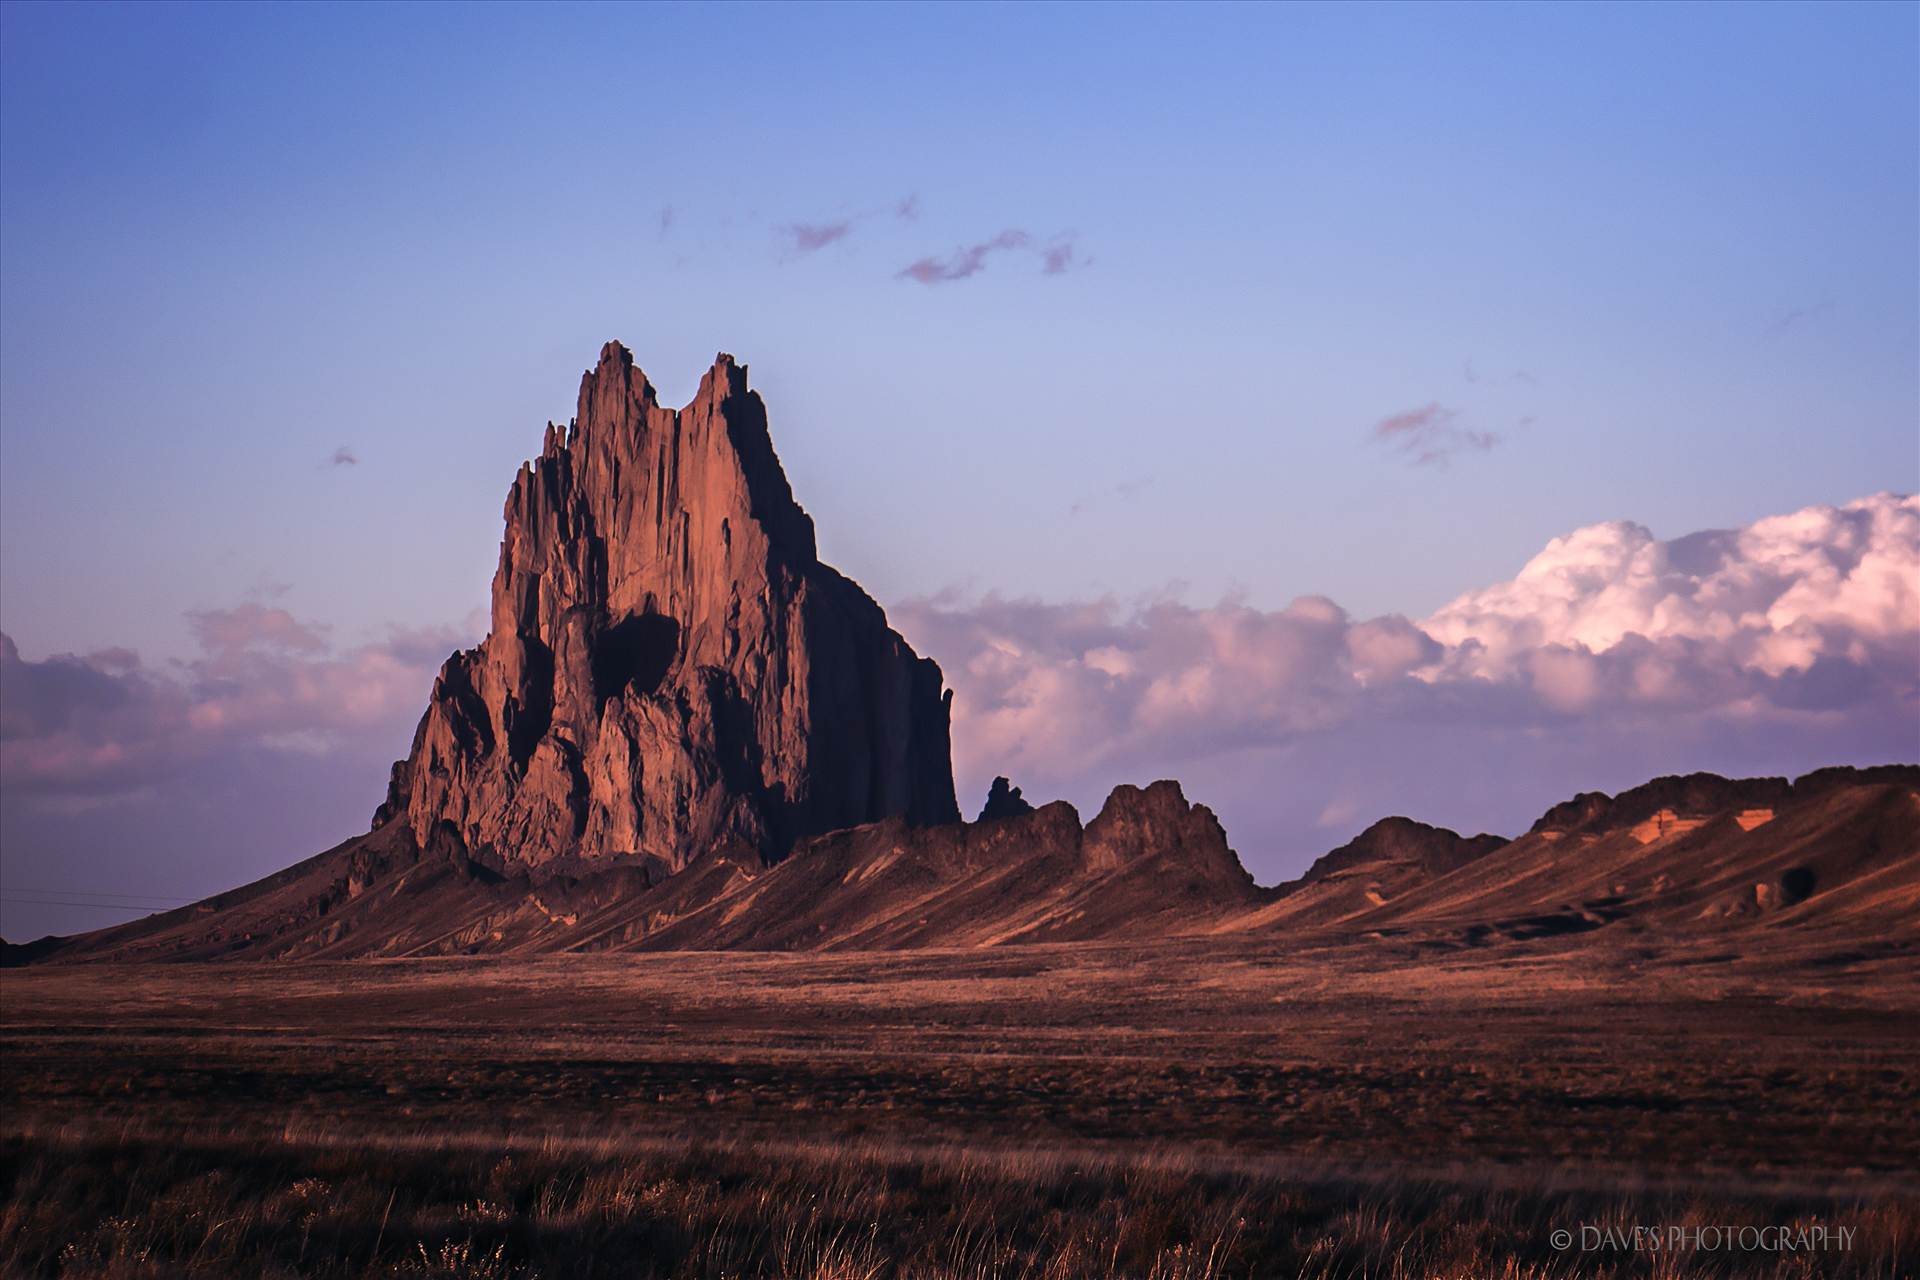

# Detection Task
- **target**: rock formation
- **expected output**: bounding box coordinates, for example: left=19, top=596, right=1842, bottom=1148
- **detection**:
left=629, top=778, right=1266, bottom=950
left=8, top=339, right=1915, bottom=966
left=976, top=776, right=1035, bottom=822
left=1238, top=815, right=1507, bottom=926
left=1524, top=767, right=1920, bottom=838
left=377, top=344, right=959, bottom=878
left=1297, top=816, right=1508, bottom=886
left=9, top=763, right=1916, bottom=963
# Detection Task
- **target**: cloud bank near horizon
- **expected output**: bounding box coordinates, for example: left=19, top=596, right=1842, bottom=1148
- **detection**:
left=0, top=607, right=471, bottom=799
left=897, top=491, right=1918, bottom=836
left=2, top=493, right=1914, bottom=936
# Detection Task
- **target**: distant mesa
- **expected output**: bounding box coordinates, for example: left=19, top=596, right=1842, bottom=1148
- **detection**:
left=5, top=343, right=1916, bottom=965
left=1524, top=767, right=1920, bottom=839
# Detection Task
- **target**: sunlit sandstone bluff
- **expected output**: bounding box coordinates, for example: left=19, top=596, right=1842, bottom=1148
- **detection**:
left=380, top=343, right=962, bottom=876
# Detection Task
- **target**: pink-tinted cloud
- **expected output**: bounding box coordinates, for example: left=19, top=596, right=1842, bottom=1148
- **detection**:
left=4, top=497, right=1910, bottom=905
left=188, top=603, right=328, bottom=659
left=783, top=220, right=855, bottom=254
left=1040, top=238, right=1086, bottom=275
left=1372, top=403, right=1499, bottom=466
left=897, top=231, right=1089, bottom=285
left=779, top=196, right=922, bottom=257
left=898, top=229, right=1033, bottom=284
left=0, top=610, right=477, bottom=798
left=894, top=233, right=1090, bottom=287
left=895, top=493, right=1919, bottom=868
left=1421, top=492, right=1920, bottom=678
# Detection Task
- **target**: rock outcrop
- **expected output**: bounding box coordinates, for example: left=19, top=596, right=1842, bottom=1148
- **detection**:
left=976, top=776, right=1035, bottom=823
left=1235, top=815, right=1507, bottom=927
left=627, top=778, right=1265, bottom=950
left=379, top=344, right=959, bottom=878
left=9, top=765, right=1916, bottom=963
left=11, top=339, right=1914, bottom=967
left=1526, top=767, right=1920, bottom=838
left=1297, top=816, right=1508, bottom=887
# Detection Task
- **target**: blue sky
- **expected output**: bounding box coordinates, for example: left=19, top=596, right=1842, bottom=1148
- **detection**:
left=2, top=2, right=1916, bottom=937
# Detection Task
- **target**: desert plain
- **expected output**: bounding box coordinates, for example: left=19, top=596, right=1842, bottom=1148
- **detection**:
left=4, top=928, right=1915, bottom=1278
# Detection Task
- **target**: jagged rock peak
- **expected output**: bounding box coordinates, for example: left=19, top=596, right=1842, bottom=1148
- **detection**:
left=1082, top=780, right=1254, bottom=888
left=977, top=776, right=1035, bottom=823
left=380, top=341, right=960, bottom=878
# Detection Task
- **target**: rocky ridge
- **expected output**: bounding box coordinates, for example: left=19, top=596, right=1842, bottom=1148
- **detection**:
left=3, top=342, right=1914, bottom=965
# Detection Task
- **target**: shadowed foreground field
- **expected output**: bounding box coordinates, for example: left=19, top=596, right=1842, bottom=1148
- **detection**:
left=3, top=936, right=1916, bottom=1277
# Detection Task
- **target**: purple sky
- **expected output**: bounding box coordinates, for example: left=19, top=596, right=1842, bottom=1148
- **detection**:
left=2, top=2, right=1916, bottom=939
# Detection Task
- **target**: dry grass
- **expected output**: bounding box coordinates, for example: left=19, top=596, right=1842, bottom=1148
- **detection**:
left=3, top=1121, right=1910, bottom=1279
left=4, top=941, right=1916, bottom=1276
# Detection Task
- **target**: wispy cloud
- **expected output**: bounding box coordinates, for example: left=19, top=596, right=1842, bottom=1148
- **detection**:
left=328, top=447, right=358, bottom=467
left=188, top=603, right=328, bottom=658
left=780, top=195, right=923, bottom=258
left=1768, top=300, right=1833, bottom=335
left=1041, top=238, right=1086, bottom=275
left=1372, top=403, right=1498, bottom=467
left=783, top=220, right=855, bottom=254
left=898, top=230, right=1031, bottom=283
left=898, top=231, right=1087, bottom=284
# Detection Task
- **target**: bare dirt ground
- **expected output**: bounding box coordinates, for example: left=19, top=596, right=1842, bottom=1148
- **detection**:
left=3, top=934, right=1916, bottom=1276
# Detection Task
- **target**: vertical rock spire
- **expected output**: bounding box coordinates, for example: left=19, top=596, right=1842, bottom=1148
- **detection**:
left=382, top=343, right=959, bottom=876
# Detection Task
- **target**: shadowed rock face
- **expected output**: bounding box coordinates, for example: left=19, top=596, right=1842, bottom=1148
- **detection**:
left=381, top=343, right=959, bottom=878
left=627, top=777, right=1265, bottom=950
left=1300, top=816, right=1508, bottom=885
left=8, top=765, right=1914, bottom=963
left=976, top=777, right=1035, bottom=823
left=1526, top=766, right=1920, bottom=837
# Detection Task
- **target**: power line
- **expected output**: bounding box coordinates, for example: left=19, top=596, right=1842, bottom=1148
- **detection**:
left=0, top=896, right=171, bottom=913
left=1, top=887, right=198, bottom=904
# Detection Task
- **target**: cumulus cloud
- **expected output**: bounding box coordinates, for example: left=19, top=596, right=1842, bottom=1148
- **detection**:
left=4, top=495, right=1912, bottom=913
left=1372, top=403, right=1498, bottom=466
left=897, top=493, right=1919, bottom=869
left=0, top=609, right=474, bottom=799
left=1422, top=493, right=1920, bottom=684
left=896, top=593, right=1427, bottom=790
